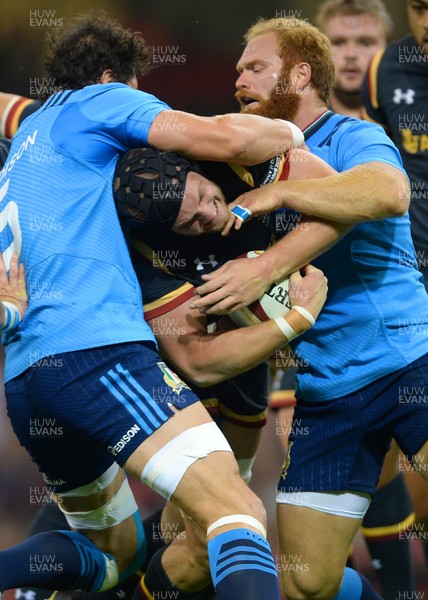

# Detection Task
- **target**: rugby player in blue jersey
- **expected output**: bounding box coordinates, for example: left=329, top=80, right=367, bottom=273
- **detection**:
left=190, top=16, right=428, bottom=600
left=12, top=144, right=336, bottom=600
left=0, top=11, right=310, bottom=600
left=361, top=0, right=428, bottom=579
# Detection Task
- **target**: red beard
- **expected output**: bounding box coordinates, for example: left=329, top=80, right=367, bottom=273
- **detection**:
left=236, top=73, right=300, bottom=121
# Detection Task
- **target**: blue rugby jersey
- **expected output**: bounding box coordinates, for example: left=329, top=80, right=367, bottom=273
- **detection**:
left=0, top=83, right=170, bottom=380
left=290, top=111, right=428, bottom=401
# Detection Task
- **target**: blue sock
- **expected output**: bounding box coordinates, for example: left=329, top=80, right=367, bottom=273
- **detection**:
left=118, top=511, right=147, bottom=584
left=333, top=567, right=384, bottom=599
left=208, top=528, right=280, bottom=600
left=0, top=530, right=114, bottom=592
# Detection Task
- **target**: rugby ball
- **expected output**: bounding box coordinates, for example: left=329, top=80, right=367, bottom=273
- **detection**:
left=229, top=250, right=291, bottom=327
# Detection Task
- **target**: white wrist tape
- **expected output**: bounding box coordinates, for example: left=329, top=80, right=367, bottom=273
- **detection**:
left=275, top=119, right=305, bottom=148
left=274, top=316, right=298, bottom=342
left=292, top=305, right=316, bottom=326
left=0, top=301, right=21, bottom=332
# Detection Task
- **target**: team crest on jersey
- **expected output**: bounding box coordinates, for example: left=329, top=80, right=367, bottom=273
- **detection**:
left=157, top=361, right=190, bottom=394
left=281, top=440, right=294, bottom=479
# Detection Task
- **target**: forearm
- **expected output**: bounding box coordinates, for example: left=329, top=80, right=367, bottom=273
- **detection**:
left=259, top=218, right=351, bottom=284
left=271, top=162, right=410, bottom=223
left=158, top=311, right=309, bottom=387
left=148, top=111, right=302, bottom=166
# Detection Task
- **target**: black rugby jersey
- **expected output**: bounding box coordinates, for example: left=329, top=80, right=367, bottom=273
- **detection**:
left=132, top=157, right=288, bottom=318
left=362, top=35, right=428, bottom=286
left=130, top=156, right=290, bottom=424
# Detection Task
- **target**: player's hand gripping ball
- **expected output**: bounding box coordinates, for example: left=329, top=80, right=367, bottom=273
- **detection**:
left=229, top=251, right=291, bottom=327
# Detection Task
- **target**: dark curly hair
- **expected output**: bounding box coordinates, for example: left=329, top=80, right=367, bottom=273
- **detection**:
left=43, top=11, right=152, bottom=90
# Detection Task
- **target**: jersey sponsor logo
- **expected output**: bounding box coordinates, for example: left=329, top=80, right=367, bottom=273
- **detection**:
left=194, top=255, right=218, bottom=271
left=157, top=361, right=190, bottom=394
left=0, top=130, right=38, bottom=182
left=401, top=130, right=428, bottom=154
left=108, top=424, right=141, bottom=456
left=393, top=88, right=415, bottom=105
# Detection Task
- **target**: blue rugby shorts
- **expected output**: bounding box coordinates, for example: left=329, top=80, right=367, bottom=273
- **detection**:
left=6, top=341, right=199, bottom=493
left=278, top=352, right=428, bottom=496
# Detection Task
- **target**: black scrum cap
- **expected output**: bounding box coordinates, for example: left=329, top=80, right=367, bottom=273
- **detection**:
left=113, top=147, right=203, bottom=232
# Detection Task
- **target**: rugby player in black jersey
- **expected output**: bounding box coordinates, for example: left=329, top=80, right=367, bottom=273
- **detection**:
left=3, top=144, right=335, bottom=600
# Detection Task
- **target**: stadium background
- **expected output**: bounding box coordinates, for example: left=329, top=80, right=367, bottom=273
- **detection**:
left=0, top=0, right=426, bottom=597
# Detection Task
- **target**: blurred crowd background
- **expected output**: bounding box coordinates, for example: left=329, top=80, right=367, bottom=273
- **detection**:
left=0, top=0, right=410, bottom=116
left=0, top=0, right=426, bottom=596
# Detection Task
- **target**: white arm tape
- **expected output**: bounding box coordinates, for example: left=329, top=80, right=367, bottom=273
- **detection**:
left=59, top=476, right=138, bottom=530
left=292, top=305, right=316, bottom=326
left=141, top=422, right=232, bottom=500
left=0, top=301, right=21, bottom=333
left=275, top=119, right=305, bottom=148
left=274, top=316, right=298, bottom=342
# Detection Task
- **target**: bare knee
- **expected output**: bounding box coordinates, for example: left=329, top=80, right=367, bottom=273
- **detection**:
left=172, top=451, right=268, bottom=533
left=282, top=570, right=342, bottom=600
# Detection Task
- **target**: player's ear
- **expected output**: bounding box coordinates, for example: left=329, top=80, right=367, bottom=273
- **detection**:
left=99, top=69, right=115, bottom=84
left=290, top=62, right=311, bottom=91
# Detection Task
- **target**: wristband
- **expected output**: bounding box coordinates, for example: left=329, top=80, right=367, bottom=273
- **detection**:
left=275, top=119, right=305, bottom=148
left=274, top=316, right=298, bottom=342
left=291, top=305, right=316, bottom=326
left=230, top=205, right=252, bottom=222
left=0, top=301, right=21, bottom=333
